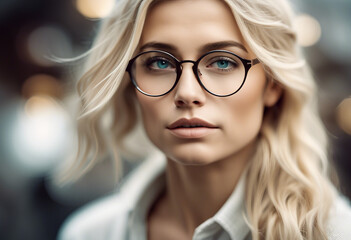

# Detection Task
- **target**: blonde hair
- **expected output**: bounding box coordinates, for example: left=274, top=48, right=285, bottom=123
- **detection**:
left=58, top=0, right=336, bottom=239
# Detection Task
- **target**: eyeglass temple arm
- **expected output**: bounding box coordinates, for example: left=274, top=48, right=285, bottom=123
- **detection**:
left=251, top=58, right=260, bottom=66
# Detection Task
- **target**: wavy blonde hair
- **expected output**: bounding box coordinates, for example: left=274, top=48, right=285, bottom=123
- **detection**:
left=58, top=0, right=336, bottom=239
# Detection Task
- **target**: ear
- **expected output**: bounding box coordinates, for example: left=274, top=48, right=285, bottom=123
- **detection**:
left=263, top=80, right=283, bottom=107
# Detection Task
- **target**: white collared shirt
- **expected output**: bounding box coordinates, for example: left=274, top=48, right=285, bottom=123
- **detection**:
left=58, top=152, right=351, bottom=240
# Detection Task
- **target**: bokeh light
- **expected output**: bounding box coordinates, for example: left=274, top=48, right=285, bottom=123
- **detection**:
left=26, top=25, right=73, bottom=66
left=76, top=0, right=115, bottom=19
left=22, top=74, right=63, bottom=99
left=8, top=95, right=73, bottom=176
left=336, top=97, right=351, bottom=135
left=294, top=14, right=322, bottom=47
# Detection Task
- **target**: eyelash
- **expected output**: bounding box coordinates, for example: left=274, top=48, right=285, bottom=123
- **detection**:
left=143, top=57, right=175, bottom=70
left=206, top=57, right=239, bottom=71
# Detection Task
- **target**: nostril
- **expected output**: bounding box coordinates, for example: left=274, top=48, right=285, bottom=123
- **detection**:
left=176, top=100, right=185, bottom=107
left=175, top=99, right=202, bottom=108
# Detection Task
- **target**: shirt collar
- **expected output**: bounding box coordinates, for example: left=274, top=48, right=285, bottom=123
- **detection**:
left=213, top=171, right=250, bottom=240
left=192, top=171, right=250, bottom=240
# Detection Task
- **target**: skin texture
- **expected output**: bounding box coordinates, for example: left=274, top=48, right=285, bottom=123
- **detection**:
left=134, top=0, right=282, bottom=239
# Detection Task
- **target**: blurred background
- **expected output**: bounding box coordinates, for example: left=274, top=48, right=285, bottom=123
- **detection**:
left=0, top=0, right=350, bottom=239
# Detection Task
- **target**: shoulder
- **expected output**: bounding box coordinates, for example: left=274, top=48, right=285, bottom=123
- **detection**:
left=58, top=152, right=166, bottom=240
left=327, top=194, right=351, bottom=240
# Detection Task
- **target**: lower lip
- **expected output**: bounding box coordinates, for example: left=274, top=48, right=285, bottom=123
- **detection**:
left=167, top=127, right=218, bottom=139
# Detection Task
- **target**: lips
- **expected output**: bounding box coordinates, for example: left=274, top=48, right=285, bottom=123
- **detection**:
left=166, top=118, right=218, bottom=138
left=167, top=118, right=218, bottom=129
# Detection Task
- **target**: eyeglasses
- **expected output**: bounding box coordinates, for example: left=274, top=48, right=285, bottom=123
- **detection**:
left=126, top=50, right=259, bottom=97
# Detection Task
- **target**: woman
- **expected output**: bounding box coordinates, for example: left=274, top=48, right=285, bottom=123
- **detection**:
left=58, top=0, right=351, bottom=239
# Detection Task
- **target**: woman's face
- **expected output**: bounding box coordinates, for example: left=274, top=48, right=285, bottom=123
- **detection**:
left=135, top=0, right=281, bottom=165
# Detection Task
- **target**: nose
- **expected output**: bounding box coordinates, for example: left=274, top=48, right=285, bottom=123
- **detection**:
left=174, top=62, right=206, bottom=108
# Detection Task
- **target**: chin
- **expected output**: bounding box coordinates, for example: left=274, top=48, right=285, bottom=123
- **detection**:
left=167, top=152, right=216, bottom=166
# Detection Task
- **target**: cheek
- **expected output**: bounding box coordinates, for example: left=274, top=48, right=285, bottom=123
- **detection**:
left=136, top=93, right=165, bottom=145
left=223, top=69, right=267, bottom=142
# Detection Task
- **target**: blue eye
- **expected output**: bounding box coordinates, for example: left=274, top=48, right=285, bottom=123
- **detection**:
left=145, top=57, right=175, bottom=71
left=206, top=57, right=238, bottom=72
left=216, top=60, right=230, bottom=69
left=156, top=60, right=170, bottom=69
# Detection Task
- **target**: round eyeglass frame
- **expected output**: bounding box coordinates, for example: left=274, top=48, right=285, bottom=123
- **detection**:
left=126, top=50, right=260, bottom=97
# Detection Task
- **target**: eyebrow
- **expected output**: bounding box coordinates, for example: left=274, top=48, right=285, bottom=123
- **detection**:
left=139, top=42, right=177, bottom=53
left=139, top=40, right=248, bottom=53
left=200, top=41, right=248, bottom=53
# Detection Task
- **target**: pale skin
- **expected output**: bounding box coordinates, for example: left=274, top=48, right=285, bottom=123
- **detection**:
left=134, top=0, right=282, bottom=239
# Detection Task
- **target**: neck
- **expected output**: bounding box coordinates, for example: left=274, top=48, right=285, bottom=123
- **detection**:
left=163, top=142, right=254, bottom=235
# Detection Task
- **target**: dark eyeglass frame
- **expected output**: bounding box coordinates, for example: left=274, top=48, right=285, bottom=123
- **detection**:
left=126, top=50, right=260, bottom=97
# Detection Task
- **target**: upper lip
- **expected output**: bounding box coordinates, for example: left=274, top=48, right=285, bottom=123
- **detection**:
left=167, top=118, right=218, bottom=129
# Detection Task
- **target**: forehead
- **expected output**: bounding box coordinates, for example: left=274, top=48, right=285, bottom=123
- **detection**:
left=140, top=0, right=247, bottom=56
